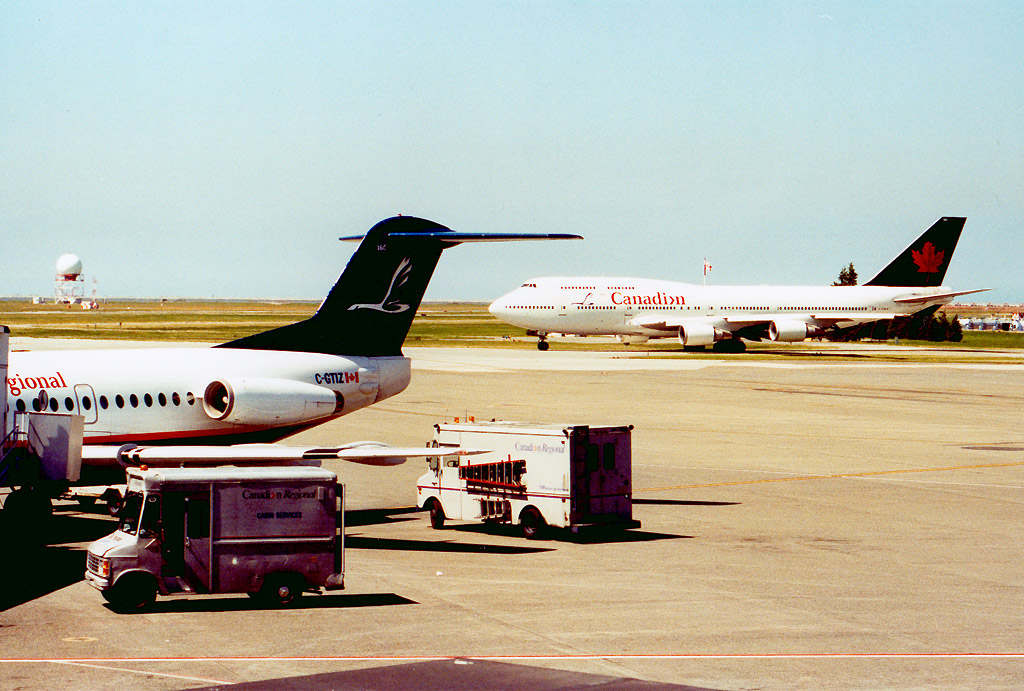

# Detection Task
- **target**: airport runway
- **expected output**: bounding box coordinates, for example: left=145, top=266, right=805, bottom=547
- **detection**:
left=2, top=346, right=1022, bottom=690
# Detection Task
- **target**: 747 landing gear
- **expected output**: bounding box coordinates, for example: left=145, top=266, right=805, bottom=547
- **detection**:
left=713, top=338, right=746, bottom=353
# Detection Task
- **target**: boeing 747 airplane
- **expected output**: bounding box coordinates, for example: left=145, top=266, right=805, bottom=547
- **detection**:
left=489, top=217, right=984, bottom=351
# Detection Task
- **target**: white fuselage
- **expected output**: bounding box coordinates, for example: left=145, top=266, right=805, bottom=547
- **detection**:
left=5, top=347, right=411, bottom=447
left=489, top=278, right=956, bottom=339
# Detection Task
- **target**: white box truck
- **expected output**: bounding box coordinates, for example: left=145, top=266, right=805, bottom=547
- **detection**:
left=85, top=466, right=343, bottom=611
left=417, top=421, right=640, bottom=538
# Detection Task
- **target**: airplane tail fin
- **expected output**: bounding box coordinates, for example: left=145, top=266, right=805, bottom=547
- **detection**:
left=864, top=217, right=966, bottom=287
left=219, top=216, right=580, bottom=357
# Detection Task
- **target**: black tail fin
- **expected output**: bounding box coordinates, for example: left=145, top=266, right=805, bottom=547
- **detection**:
left=864, top=217, right=966, bottom=287
left=219, top=216, right=580, bottom=356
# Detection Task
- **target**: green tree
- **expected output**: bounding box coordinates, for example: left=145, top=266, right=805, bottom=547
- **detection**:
left=833, top=262, right=858, bottom=286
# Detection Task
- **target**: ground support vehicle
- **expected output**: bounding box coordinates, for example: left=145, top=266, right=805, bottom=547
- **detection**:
left=417, top=421, right=640, bottom=538
left=85, top=466, right=344, bottom=611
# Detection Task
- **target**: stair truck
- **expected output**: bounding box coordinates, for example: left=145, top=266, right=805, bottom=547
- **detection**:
left=417, top=421, right=640, bottom=538
left=85, top=465, right=344, bottom=611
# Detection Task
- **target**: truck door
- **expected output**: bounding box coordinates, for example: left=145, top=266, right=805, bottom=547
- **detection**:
left=572, top=428, right=619, bottom=520
left=162, top=491, right=212, bottom=592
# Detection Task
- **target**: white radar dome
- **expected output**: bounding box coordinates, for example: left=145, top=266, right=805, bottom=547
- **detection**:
left=56, top=253, right=83, bottom=277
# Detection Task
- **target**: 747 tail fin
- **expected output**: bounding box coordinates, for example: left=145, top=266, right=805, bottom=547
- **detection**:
left=864, top=217, right=966, bottom=287
left=219, top=216, right=580, bottom=357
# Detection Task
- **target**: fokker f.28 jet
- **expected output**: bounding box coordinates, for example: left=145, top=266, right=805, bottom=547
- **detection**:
left=3, top=216, right=579, bottom=482
left=489, top=217, right=984, bottom=352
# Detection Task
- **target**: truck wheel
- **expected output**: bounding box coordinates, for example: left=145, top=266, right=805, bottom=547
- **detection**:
left=105, top=573, right=157, bottom=612
left=428, top=499, right=445, bottom=529
left=520, top=507, right=545, bottom=540
left=104, top=489, right=124, bottom=517
left=259, top=574, right=304, bottom=606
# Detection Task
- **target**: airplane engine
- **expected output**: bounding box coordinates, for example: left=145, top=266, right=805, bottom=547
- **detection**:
left=202, top=377, right=344, bottom=426
left=768, top=320, right=811, bottom=342
left=677, top=324, right=722, bottom=347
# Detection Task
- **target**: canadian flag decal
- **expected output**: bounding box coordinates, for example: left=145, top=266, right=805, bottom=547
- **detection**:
left=911, top=242, right=944, bottom=274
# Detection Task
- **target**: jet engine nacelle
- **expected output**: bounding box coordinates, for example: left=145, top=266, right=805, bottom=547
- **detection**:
left=677, top=324, right=724, bottom=347
left=768, top=320, right=812, bottom=342
left=203, top=377, right=344, bottom=426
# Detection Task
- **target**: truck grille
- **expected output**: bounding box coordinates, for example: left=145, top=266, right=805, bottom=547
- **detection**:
left=87, top=552, right=101, bottom=574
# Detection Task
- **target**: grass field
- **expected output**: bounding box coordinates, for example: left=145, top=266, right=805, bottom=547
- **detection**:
left=1, top=299, right=1021, bottom=361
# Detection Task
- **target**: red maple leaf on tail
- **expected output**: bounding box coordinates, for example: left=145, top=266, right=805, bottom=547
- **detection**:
left=911, top=242, right=944, bottom=274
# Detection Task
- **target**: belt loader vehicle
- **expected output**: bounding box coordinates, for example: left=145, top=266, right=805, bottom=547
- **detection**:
left=417, top=421, right=639, bottom=538
left=85, top=465, right=343, bottom=611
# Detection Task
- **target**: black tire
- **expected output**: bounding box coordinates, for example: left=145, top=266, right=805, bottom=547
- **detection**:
left=258, top=574, right=304, bottom=606
left=105, top=490, right=124, bottom=517
left=520, top=507, right=545, bottom=540
left=428, top=499, right=445, bottom=529
left=537, top=340, right=550, bottom=351
left=105, top=573, right=157, bottom=612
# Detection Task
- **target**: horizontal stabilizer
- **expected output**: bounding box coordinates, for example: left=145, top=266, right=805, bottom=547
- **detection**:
left=340, top=231, right=583, bottom=244
left=892, top=288, right=990, bottom=305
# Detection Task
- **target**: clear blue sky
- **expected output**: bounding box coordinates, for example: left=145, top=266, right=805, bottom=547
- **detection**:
left=1, top=2, right=1021, bottom=303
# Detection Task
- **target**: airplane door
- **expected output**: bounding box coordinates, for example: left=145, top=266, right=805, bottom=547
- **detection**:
left=180, top=493, right=212, bottom=592
left=74, top=384, right=98, bottom=424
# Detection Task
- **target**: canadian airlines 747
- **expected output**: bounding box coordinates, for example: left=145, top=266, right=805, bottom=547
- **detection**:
left=3, top=216, right=579, bottom=482
left=489, top=217, right=985, bottom=352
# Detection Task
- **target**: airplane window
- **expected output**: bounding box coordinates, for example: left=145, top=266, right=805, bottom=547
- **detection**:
left=115, top=395, right=124, bottom=409
left=16, top=399, right=26, bottom=412
left=186, top=392, right=195, bottom=406
left=99, top=396, right=108, bottom=409
left=50, top=398, right=59, bottom=412
left=65, top=397, right=74, bottom=411
left=172, top=392, right=181, bottom=406
left=130, top=394, right=139, bottom=408
left=144, top=393, right=153, bottom=407
left=158, top=393, right=167, bottom=407
left=82, top=397, right=92, bottom=411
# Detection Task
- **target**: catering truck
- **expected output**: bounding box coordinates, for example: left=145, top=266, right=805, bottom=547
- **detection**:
left=85, top=466, right=344, bottom=611
left=417, top=421, right=639, bottom=538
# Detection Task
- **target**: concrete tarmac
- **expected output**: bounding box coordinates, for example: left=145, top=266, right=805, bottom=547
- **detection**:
left=1, top=345, right=1022, bottom=690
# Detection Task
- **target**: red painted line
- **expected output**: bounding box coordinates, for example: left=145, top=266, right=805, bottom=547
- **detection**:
left=5, top=653, right=1024, bottom=663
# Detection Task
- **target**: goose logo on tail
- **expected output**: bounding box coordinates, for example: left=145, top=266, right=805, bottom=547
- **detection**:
left=348, top=258, right=413, bottom=313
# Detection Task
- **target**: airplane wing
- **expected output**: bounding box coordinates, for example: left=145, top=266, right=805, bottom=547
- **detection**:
left=81, top=442, right=488, bottom=468
left=629, top=314, right=769, bottom=332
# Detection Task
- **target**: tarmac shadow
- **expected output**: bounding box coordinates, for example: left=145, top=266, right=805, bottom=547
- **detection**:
left=0, top=512, right=119, bottom=611
left=633, top=499, right=740, bottom=507
left=112, top=592, right=417, bottom=615
left=448, top=521, right=690, bottom=544
left=344, top=506, right=421, bottom=527
left=345, top=534, right=554, bottom=554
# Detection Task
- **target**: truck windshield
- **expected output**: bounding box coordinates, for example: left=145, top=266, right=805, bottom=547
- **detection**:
left=118, top=492, right=144, bottom=535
